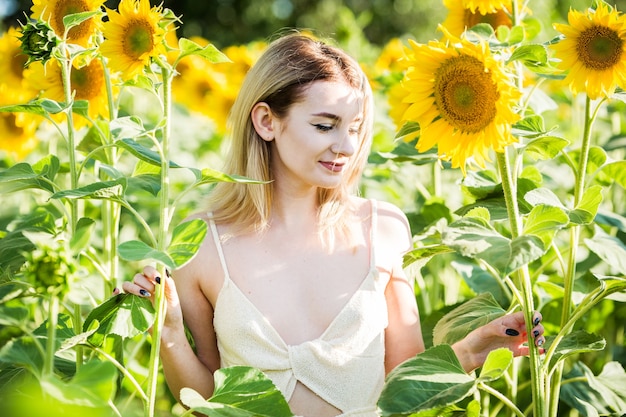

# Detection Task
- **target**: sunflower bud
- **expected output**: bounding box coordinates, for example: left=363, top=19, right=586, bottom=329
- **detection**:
left=21, top=240, right=76, bottom=297
left=18, top=20, right=60, bottom=66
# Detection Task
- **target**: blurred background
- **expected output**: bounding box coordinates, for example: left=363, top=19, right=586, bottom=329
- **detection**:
left=3, top=0, right=626, bottom=48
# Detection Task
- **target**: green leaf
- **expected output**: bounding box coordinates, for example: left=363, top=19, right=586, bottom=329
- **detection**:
left=524, top=136, right=569, bottom=160
left=569, top=185, right=603, bottom=224
left=62, top=10, right=101, bottom=32
left=0, top=162, right=54, bottom=193
left=403, top=245, right=454, bottom=269
left=478, top=348, right=513, bottom=382
left=191, top=167, right=265, bottom=185
left=524, top=187, right=566, bottom=209
left=523, top=205, right=569, bottom=247
left=377, top=345, right=475, bottom=416
left=51, top=178, right=126, bottom=200
left=116, top=138, right=182, bottom=168
left=127, top=174, right=161, bottom=196
left=597, top=160, right=626, bottom=189
left=40, top=361, right=117, bottom=409
left=452, top=259, right=511, bottom=308
left=178, top=37, right=232, bottom=63
left=548, top=330, right=606, bottom=368
left=180, top=366, right=293, bottom=417
left=71, top=100, right=90, bottom=119
left=118, top=240, right=175, bottom=269
left=507, top=43, right=548, bottom=65
left=443, top=217, right=545, bottom=275
left=167, top=219, right=208, bottom=269
left=512, top=115, right=546, bottom=137
left=395, top=121, right=420, bottom=139
left=0, top=100, right=50, bottom=117
left=585, top=227, right=626, bottom=275
left=70, top=217, right=96, bottom=253
left=83, top=293, right=155, bottom=346
left=433, top=293, right=506, bottom=346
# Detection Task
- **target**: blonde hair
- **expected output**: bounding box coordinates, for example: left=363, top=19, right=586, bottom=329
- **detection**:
left=207, top=33, right=374, bottom=239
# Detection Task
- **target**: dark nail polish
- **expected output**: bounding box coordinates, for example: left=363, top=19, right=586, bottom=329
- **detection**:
left=533, top=330, right=540, bottom=337
left=534, top=316, right=541, bottom=326
left=155, top=276, right=161, bottom=284
left=113, top=287, right=118, bottom=293
left=537, top=338, right=544, bottom=347
left=139, top=289, right=150, bottom=297
left=505, top=328, right=520, bottom=336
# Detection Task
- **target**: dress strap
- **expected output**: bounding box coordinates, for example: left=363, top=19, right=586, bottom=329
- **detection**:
left=369, top=199, right=377, bottom=270
left=208, top=214, right=230, bottom=279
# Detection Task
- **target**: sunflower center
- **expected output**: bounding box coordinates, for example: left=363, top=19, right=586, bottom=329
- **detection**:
left=577, top=25, right=624, bottom=70
left=434, top=55, right=499, bottom=133
left=70, top=61, right=105, bottom=100
left=123, top=20, right=155, bottom=59
left=53, top=0, right=92, bottom=41
left=465, top=9, right=512, bottom=30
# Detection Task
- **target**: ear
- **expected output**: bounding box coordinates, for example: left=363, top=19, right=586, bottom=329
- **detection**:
left=251, top=102, right=276, bottom=142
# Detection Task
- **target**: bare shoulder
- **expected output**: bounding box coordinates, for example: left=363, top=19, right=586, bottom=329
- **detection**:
left=374, top=200, right=412, bottom=254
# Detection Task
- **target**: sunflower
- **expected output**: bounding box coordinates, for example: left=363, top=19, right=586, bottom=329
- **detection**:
left=0, top=27, right=38, bottom=102
left=0, top=86, right=40, bottom=161
left=462, top=0, right=511, bottom=15
left=396, top=27, right=521, bottom=173
left=443, top=0, right=513, bottom=37
left=172, top=38, right=265, bottom=132
left=25, top=59, right=110, bottom=125
left=31, top=0, right=104, bottom=47
left=552, top=2, right=626, bottom=100
left=100, top=0, right=167, bottom=80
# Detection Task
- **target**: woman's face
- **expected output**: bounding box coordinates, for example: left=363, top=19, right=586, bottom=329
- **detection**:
left=270, top=80, right=364, bottom=191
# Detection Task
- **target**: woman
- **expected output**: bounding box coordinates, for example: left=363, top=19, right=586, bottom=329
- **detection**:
left=121, top=33, right=545, bottom=416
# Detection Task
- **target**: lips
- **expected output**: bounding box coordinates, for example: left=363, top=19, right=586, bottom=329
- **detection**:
left=320, top=161, right=346, bottom=172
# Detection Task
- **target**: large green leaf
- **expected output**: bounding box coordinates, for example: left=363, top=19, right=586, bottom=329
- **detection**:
left=524, top=136, right=569, bottom=160
left=561, top=362, right=626, bottom=416
left=51, top=178, right=127, bottom=200
left=569, top=185, right=603, bottom=224
left=167, top=219, right=208, bottom=269
left=443, top=217, right=545, bottom=275
left=190, top=167, right=267, bottom=185
left=180, top=366, right=293, bottom=417
left=377, top=345, right=475, bottom=416
left=523, top=204, right=569, bottom=247
left=432, top=293, right=506, bottom=346
left=597, top=160, right=626, bottom=189
left=118, top=240, right=175, bottom=269
left=83, top=293, right=155, bottom=346
left=116, top=138, right=182, bottom=168
left=548, top=330, right=606, bottom=369
left=0, top=162, right=55, bottom=193
left=585, top=227, right=626, bottom=275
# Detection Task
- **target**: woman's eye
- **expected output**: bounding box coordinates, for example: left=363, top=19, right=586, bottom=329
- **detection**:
left=313, top=124, right=333, bottom=132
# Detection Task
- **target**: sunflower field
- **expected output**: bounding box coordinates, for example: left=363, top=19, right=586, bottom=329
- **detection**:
left=1, top=0, right=625, bottom=416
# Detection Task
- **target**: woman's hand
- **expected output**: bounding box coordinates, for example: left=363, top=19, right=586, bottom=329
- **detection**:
left=452, top=311, right=545, bottom=372
left=116, top=266, right=184, bottom=329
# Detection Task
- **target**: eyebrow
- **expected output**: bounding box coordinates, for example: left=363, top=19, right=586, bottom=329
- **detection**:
left=311, top=112, right=340, bottom=121
left=311, top=112, right=363, bottom=122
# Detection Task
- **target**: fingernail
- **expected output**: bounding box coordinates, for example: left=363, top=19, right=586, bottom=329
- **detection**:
left=505, top=328, right=520, bottom=336
left=534, top=316, right=541, bottom=326
left=113, top=287, right=119, bottom=294
left=155, top=276, right=161, bottom=284
left=139, top=289, right=150, bottom=297
left=537, top=338, right=544, bottom=347
left=166, top=269, right=171, bottom=278
left=533, top=330, right=540, bottom=337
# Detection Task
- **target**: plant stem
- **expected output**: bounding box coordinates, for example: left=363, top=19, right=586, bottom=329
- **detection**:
left=496, top=151, right=545, bottom=417
left=145, top=60, right=173, bottom=417
left=44, top=293, right=59, bottom=377
left=480, top=382, right=525, bottom=417
left=59, top=49, right=78, bottom=233
left=549, top=96, right=595, bottom=417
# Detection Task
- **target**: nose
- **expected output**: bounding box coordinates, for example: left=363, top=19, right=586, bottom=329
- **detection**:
left=331, top=131, right=357, bottom=156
